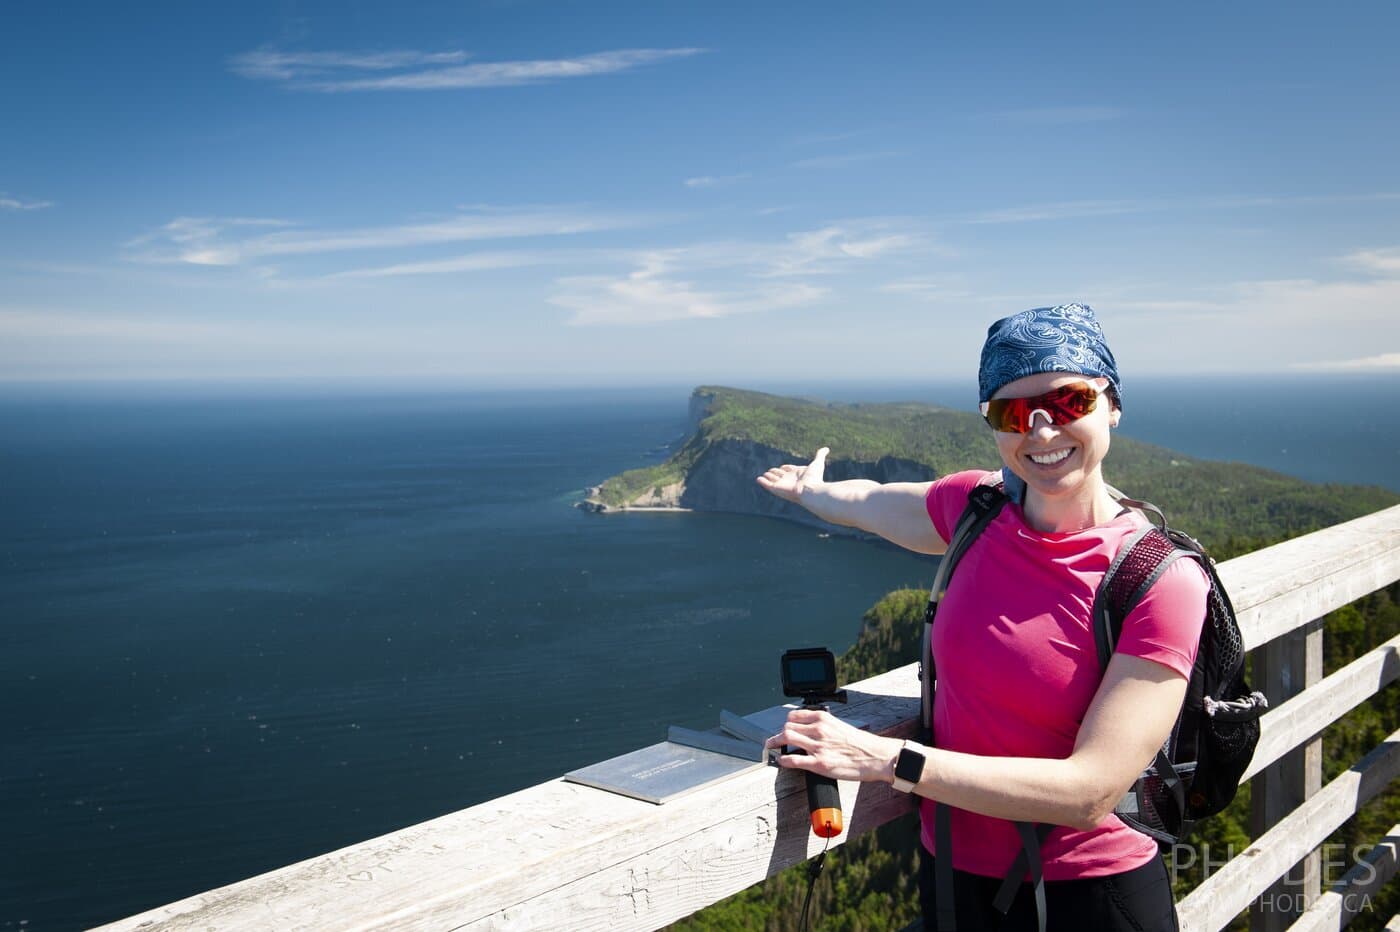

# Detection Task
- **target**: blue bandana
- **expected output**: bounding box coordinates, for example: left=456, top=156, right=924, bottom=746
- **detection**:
left=977, top=303, right=1122, bottom=407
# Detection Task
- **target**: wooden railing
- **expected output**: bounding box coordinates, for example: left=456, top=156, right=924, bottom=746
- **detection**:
left=101, top=506, right=1400, bottom=931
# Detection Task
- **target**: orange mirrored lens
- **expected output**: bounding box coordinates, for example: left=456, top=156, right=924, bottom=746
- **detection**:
left=983, top=382, right=1099, bottom=433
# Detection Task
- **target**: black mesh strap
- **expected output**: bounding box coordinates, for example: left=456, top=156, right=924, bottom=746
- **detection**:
left=934, top=803, right=957, bottom=932
left=1091, top=520, right=1194, bottom=672
left=1091, top=524, right=1150, bottom=669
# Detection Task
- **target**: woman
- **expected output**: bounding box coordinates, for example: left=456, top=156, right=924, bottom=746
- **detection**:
left=758, top=304, right=1206, bottom=931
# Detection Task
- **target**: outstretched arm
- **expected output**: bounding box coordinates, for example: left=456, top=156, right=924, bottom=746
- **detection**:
left=756, top=447, right=945, bottom=555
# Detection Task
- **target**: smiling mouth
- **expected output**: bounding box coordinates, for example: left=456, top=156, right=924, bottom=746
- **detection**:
left=1027, top=448, right=1074, bottom=467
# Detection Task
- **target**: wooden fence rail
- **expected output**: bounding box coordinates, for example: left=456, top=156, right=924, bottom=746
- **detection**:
left=101, top=505, right=1400, bottom=932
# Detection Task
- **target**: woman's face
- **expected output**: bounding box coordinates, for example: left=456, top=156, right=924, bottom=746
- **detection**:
left=990, top=372, right=1120, bottom=507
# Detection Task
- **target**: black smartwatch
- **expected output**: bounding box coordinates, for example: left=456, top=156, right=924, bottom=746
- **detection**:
left=892, top=740, right=926, bottom=793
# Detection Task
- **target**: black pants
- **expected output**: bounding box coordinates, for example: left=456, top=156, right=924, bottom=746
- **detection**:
left=918, top=847, right=1179, bottom=932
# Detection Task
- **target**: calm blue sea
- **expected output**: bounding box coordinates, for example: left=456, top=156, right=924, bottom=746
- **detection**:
left=2, top=376, right=1396, bottom=929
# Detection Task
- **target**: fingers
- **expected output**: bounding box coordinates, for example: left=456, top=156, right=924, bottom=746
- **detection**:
left=762, top=709, right=829, bottom=762
left=755, top=463, right=800, bottom=490
left=754, top=449, right=831, bottom=503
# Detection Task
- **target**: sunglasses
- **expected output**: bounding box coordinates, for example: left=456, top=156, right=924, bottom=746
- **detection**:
left=980, top=380, right=1102, bottom=433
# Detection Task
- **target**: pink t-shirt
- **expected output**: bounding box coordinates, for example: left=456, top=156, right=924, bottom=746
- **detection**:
left=920, top=470, right=1208, bottom=880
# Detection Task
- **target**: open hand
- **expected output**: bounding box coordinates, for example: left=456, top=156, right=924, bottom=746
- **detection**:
left=755, top=447, right=830, bottom=504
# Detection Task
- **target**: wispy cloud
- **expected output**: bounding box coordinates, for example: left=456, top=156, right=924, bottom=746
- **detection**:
left=788, top=127, right=890, bottom=147
left=1, top=194, right=53, bottom=211
left=1293, top=352, right=1400, bottom=371
left=963, top=192, right=1400, bottom=225
left=551, top=251, right=828, bottom=325
left=792, top=151, right=904, bottom=170
left=231, top=47, right=705, bottom=92
left=683, top=173, right=751, bottom=189
left=550, top=222, right=925, bottom=324
left=760, top=225, right=924, bottom=277
left=0, top=307, right=264, bottom=344
left=1111, top=275, right=1400, bottom=324
left=126, top=216, right=293, bottom=265
left=0, top=305, right=469, bottom=379
left=1077, top=271, right=1400, bottom=373
left=967, top=200, right=1152, bottom=225
left=991, top=106, right=1125, bottom=125
left=229, top=49, right=471, bottom=81
left=127, top=208, right=649, bottom=267
left=879, top=278, right=972, bottom=301
left=331, top=250, right=556, bottom=279
left=1342, top=246, right=1400, bottom=275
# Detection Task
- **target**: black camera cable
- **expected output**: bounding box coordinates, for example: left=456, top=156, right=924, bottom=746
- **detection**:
left=798, top=831, right=832, bottom=932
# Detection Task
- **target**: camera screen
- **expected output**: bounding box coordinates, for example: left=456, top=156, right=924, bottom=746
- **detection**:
left=787, top=656, right=832, bottom=686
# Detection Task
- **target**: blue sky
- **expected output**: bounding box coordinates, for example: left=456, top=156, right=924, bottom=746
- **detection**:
left=2, top=1, right=1398, bottom=385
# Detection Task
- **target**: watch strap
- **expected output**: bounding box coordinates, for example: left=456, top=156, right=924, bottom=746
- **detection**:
left=892, top=740, right=925, bottom=793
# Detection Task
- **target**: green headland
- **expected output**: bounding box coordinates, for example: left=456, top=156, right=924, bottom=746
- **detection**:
left=586, top=385, right=1398, bottom=551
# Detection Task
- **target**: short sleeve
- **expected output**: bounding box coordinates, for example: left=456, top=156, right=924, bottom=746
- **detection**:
left=924, top=469, right=995, bottom=545
left=1114, top=556, right=1210, bottom=679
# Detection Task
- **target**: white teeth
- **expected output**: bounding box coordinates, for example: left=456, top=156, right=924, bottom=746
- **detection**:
left=1029, top=449, right=1073, bottom=466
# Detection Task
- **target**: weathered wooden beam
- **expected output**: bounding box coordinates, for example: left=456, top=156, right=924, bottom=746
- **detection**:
left=1244, top=634, right=1400, bottom=782
left=1177, top=728, right=1400, bottom=932
left=1251, top=618, right=1325, bottom=931
left=1222, top=505, right=1400, bottom=652
left=1290, top=824, right=1399, bottom=932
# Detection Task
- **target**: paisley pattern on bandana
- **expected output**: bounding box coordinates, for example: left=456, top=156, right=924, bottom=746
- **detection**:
left=977, top=303, right=1122, bottom=408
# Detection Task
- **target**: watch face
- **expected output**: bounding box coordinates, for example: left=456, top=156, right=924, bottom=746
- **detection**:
left=895, top=748, right=925, bottom=784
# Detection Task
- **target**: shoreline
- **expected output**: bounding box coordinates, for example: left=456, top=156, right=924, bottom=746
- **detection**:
left=578, top=502, right=693, bottom=513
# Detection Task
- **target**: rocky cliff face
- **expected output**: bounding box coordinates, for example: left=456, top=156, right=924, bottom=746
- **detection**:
left=687, top=388, right=717, bottom=434
left=589, top=436, right=938, bottom=534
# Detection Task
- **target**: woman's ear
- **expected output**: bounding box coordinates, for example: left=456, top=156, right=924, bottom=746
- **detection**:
left=1108, top=407, right=1121, bottom=428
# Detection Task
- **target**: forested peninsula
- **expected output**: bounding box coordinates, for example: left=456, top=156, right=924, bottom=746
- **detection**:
left=584, top=386, right=1397, bottom=551
left=585, top=386, right=1400, bottom=932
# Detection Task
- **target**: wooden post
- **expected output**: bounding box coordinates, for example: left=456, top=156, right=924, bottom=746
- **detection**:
left=1250, top=618, right=1324, bottom=931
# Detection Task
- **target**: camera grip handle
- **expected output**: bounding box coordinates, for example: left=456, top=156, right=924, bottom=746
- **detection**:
left=805, top=772, right=843, bottom=838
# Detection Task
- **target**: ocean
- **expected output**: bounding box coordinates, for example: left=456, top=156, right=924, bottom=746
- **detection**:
left=2, top=376, right=1397, bottom=929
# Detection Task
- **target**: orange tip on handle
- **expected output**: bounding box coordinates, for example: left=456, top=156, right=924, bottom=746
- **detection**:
left=811, top=808, right=843, bottom=838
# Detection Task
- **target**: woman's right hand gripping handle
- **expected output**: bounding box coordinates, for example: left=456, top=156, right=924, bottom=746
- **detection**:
left=754, top=447, right=947, bottom=555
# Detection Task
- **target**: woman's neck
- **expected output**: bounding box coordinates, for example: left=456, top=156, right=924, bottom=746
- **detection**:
left=1021, top=481, right=1121, bottom=534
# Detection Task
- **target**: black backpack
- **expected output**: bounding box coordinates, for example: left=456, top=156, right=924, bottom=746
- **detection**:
left=918, top=478, right=1268, bottom=930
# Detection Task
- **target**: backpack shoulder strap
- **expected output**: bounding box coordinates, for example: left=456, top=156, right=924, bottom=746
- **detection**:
left=921, top=478, right=1008, bottom=734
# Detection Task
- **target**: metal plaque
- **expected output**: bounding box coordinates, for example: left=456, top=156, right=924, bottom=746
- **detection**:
left=564, top=740, right=767, bottom=805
